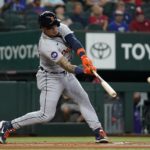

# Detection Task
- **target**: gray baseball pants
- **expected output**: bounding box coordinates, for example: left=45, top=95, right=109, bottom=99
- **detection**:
left=11, top=70, right=102, bottom=131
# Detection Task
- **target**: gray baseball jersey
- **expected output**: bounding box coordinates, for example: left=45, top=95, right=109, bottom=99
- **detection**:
left=38, top=23, right=73, bottom=73
left=11, top=23, right=102, bottom=131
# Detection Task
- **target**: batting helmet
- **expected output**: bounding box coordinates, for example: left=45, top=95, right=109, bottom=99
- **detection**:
left=38, top=11, right=60, bottom=28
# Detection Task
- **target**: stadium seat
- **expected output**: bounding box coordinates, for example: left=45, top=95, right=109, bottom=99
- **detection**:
left=13, top=25, right=27, bottom=31
left=26, top=20, right=39, bottom=30
left=44, top=6, right=53, bottom=12
left=3, top=12, right=25, bottom=30
left=65, top=1, right=74, bottom=13
left=125, top=3, right=136, bottom=16
left=142, top=4, right=150, bottom=19
left=86, top=24, right=103, bottom=31
left=83, top=10, right=91, bottom=22
left=0, top=18, right=5, bottom=26
left=103, top=2, right=116, bottom=18
left=25, top=13, right=38, bottom=21
left=0, top=18, right=5, bottom=31
left=65, top=12, right=73, bottom=18
left=69, top=22, right=84, bottom=30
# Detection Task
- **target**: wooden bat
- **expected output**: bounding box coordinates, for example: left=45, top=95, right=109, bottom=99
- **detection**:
left=92, top=70, right=117, bottom=98
left=147, top=77, right=150, bottom=83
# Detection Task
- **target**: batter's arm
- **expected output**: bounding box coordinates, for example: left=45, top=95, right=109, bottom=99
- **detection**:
left=65, top=34, right=96, bottom=72
left=56, top=56, right=83, bottom=74
left=65, top=33, right=85, bottom=57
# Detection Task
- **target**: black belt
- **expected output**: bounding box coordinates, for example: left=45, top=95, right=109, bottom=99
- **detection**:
left=39, top=66, right=48, bottom=72
left=39, top=66, right=66, bottom=74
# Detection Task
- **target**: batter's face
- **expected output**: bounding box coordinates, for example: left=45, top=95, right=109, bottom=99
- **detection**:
left=43, top=25, right=59, bottom=37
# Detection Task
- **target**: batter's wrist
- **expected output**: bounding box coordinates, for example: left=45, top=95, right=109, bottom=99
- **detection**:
left=74, top=66, right=83, bottom=75
left=77, top=48, right=86, bottom=57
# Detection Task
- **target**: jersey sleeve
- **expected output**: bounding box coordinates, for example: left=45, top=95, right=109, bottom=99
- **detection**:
left=40, top=39, right=63, bottom=63
left=59, top=23, right=73, bottom=41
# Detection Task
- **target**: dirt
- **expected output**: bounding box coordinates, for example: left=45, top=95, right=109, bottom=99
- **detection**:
left=0, top=142, right=150, bottom=149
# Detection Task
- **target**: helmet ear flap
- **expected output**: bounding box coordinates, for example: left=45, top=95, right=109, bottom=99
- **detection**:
left=56, top=19, right=60, bottom=27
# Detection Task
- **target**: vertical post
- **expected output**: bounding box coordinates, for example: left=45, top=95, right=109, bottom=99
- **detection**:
left=124, top=92, right=133, bottom=133
left=95, top=85, right=104, bottom=126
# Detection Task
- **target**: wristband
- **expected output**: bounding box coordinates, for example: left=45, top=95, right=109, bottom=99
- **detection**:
left=77, top=48, right=86, bottom=57
left=74, top=66, right=83, bottom=75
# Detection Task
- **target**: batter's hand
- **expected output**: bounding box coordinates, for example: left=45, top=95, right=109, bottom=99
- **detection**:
left=83, top=65, right=96, bottom=75
left=81, top=55, right=93, bottom=68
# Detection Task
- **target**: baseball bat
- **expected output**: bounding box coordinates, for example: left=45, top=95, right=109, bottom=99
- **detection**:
left=92, top=70, right=117, bottom=98
left=147, top=77, right=150, bottom=83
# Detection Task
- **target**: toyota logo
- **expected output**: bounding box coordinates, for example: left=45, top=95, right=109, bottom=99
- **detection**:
left=90, top=42, right=111, bottom=59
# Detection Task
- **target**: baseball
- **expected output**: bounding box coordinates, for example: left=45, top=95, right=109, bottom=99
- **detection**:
left=147, top=77, right=150, bottom=83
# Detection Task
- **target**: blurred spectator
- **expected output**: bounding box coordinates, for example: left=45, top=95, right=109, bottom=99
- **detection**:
left=133, top=92, right=142, bottom=134
left=103, top=92, right=124, bottom=133
left=98, top=0, right=109, bottom=6
left=5, top=0, right=26, bottom=5
left=41, top=0, right=64, bottom=7
left=114, top=0, right=132, bottom=24
left=11, top=0, right=25, bottom=12
left=108, top=10, right=128, bottom=32
left=88, top=5, right=108, bottom=31
left=70, top=2, right=87, bottom=27
left=135, top=0, right=142, bottom=6
left=84, top=0, right=93, bottom=11
left=122, top=0, right=134, bottom=3
left=26, top=0, right=34, bottom=4
left=0, top=0, right=5, bottom=13
left=26, top=0, right=45, bottom=14
left=61, top=95, right=85, bottom=122
left=0, top=0, right=4, bottom=8
left=123, top=0, right=142, bottom=6
left=84, top=0, right=108, bottom=7
left=54, top=4, right=72, bottom=26
left=129, top=7, right=150, bottom=32
left=0, top=0, right=25, bottom=14
left=111, top=94, right=124, bottom=131
left=108, top=0, right=118, bottom=2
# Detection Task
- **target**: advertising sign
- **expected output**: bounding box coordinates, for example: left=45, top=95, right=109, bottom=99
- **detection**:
left=86, top=33, right=116, bottom=69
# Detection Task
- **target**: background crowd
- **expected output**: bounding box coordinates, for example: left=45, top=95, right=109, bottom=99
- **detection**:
left=0, top=0, right=150, bottom=32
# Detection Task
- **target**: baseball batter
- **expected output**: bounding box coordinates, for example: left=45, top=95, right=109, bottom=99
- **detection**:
left=0, top=11, right=108, bottom=144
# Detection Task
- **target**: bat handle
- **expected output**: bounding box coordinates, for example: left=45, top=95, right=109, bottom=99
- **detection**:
left=92, top=70, right=103, bottom=81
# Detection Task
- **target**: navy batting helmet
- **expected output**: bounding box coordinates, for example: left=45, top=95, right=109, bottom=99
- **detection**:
left=38, top=11, right=60, bottom=28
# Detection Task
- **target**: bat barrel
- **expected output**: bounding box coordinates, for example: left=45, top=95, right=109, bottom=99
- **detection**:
left=92, top=70, right=117, bottom=98
left=110, top=91, right=117, bottom=98
left=101, top=80, right=117, bottom=98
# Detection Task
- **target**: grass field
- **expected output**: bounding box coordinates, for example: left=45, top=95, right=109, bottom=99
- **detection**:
left=0, top=136, right=150, bottom=150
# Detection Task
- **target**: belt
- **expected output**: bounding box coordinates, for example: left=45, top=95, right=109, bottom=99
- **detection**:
left=39, top=66, right=66, bottom=74
left=39, top=66, right=48, bottom=72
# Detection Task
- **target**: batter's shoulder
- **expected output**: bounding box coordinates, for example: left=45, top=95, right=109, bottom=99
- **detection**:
left=59, top=23, right=69, bottom=29
left=59, top=23, right=73, bottom=38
